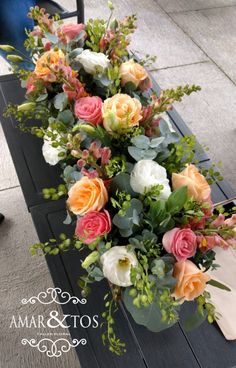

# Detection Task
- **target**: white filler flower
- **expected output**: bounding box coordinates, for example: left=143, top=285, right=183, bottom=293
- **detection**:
left=130, top=159, right=171, bottom=199
left=101, top=246, right=138, bottom=287
left=75, top=49, right=110, bottom=75
left=42, top=130, right=66, bottom=166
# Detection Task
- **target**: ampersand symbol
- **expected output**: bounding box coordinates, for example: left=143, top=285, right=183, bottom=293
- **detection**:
left=47, top=311, right=70, bottom=328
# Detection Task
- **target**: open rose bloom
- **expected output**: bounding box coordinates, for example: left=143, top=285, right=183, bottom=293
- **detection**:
left=5, top=5, right=236, bottom=355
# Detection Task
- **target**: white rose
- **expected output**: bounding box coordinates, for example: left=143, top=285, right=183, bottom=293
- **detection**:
left=76, top=49, right=110, bottom=75
left=100, top=246, right=138, bottom=287
left=130, top=159, right=171, bottom=199
left=42, top=130, right=66, bottom=166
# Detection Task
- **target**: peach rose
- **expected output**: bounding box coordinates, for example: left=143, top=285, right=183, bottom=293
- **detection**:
left=67, top=177, right=108, bottom=216
left=173, top=260, right=210, bottom=302
left=102, top=93, right=142, bottom=133
left=120, top=59, right=152, bottom=91
left=172, top=164, right=211, bottom=203
left=34, top=50, right=66, bottom=82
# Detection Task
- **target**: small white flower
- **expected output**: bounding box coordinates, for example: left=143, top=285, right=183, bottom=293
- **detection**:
left=75, top=49, right=110, bottom=75
left=100, top=246, right=138, bottom=287
left=42, top=130, right=66, bottom=166
left=130, top=159, right=171, bottom=199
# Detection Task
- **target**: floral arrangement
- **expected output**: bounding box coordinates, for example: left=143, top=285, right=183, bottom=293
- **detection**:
left=2, top=3, right=236, bottom=355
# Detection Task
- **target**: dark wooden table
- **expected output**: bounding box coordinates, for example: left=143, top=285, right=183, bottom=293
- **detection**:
left=1, top=74, right=236, bottom=368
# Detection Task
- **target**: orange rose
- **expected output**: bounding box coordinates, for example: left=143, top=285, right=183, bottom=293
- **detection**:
left=172, top=164, right=211, bottom=203
left=102, top=93, right=142, bottom=133
left=120, top=59, right=149, bottom=89
left=67, top=177, right=108, bottom=216
left=173, top=260, right=210, bottom=302
left=34, top=50, right=66, bottom=81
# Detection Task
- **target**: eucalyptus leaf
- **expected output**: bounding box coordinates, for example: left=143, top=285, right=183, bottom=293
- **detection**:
left=123, top=288, right=177, bottom=332
left=131, top=135, right=150, bottom=149
left=36, top=93, right=48, bottom=102
left=53, top=92, right=68, bottom=111
left=63, top=211, right=72, bottom=225
left=45, top=32, right=59, bottom=44
left=58, top=110, right=75, bottom=125
left=89, top=267, right=104, bottom=281
left=149, top=136, right=165, bottom=148
left=110, top=173, right=136, bottom=196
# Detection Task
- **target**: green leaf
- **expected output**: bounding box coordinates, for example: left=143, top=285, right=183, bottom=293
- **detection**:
left=131, top=135, right=150, bottom=149
left=183, top=309, right=207, bottom=332
left=148, top=200, right=167, bottom=228
left=89, top=267, right=104, bottom=281
left=159, top=215, right=175, bottom=232
left=36, top=93, right=48, bottom=102
left=58, top=110, right=75, bottom=125
left=123, top=288, right=177, bottom=332
left=207, top=279, right=231, bottom=292
left=53, top=92, right=68, bottom=111
left=166, top=186, right=188, bottom=214
left=110, top=173, right=136, bottom=196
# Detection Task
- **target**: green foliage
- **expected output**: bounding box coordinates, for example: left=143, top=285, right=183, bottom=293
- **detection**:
left=200, top=162, right=224, bottom=184
left=128, top=134, right=165, bottom=161
left=110, top=173, right=136, bottom=196
left=4, top=102, right=50, bottom=132
left=161, top=135, right=197, bottom=173
left=42, top=184, right=67, bottom=200
left=166, top=186, right=188, bottom=214
left=85, top=18, right=106, bottom=52
left=110, top=190, right=131, bottom=216
left=105, top=156, right=127, bottom=178
left=140, top=184, right=164, bottom=206
left=113, top=198, right=143, bottom=237
left=207, top=279, right=231, bottom=292
left=101, top=293, right=126, bottom=355
left=123, top=287, right=178, bottom=332
left=129, top=230, right=161, bottom=258
left=154, top=85, right=201, bottom=114
left=193, top=250, right=218, bottom=271
left=29, top=233, right=83, bottom=256
left=53, top=92, right=68, bottom=111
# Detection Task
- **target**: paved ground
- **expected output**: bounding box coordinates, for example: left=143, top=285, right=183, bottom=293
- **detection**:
left=0, top=0, right=236, bottom=367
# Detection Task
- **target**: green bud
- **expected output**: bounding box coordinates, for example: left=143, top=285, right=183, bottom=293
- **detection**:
left=17, top=102, right=36, bottom=112
left=207, top=315, right=214, bottom=324
left=0, top=45, right=15, bottom=52
left=133, top=297, right=140, bottom=308
left=129, top=288, right=137, bottom=297
left=50, top=248, right=59, bottom=255
left=73, top=123, right=96, bottom=135
left=59, top=233, right=67, bottom=241
left=108, top=1, right=114, bottom=10
left=140, top=295, right=148, bottom=304
left=81, top=251, right=99, bottom=269
left=7, top=54, right=23, bottom=62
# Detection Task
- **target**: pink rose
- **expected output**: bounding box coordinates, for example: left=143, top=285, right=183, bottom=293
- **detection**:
left=59, top=23, right=85, bottom=43
left=163, top=227, right=197, bottom=261
left=75, top=210, right=111, bottom=244
left=74, top=96, right=103, bottom=125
